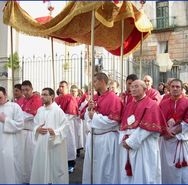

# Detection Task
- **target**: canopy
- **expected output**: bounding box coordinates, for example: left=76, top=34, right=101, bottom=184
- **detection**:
left=3, top=1, right=153, bottom=56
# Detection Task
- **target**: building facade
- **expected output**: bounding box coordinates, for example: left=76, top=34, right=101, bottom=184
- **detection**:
left=133, top=1, right=188, bottom=83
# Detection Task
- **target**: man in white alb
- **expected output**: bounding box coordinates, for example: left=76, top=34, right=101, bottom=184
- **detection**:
left=0, top=86, right=24, bottom=183
left=30, top=87, right=69, bottom=184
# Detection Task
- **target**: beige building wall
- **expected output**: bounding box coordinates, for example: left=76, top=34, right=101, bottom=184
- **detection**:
left=133, top=1, right=188, bottom=82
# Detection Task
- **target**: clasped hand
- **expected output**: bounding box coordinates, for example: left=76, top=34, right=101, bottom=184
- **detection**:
left=88, top=100, right=96, bottom=119
left=164, top=125, right=182, bottom=140
left=37, top=123, right=55, bottom=136
left=88, top=100, right=95, bottom=110
left=122, top=140, right=132, bottom=150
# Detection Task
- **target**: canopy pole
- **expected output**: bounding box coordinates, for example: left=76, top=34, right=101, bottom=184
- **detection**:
left=91, top=11, right=95, bottom=98
left=87, top=45, right=90, bottom=86
left=139, top=32, right=143, bottom=79
left=120, top=19, right=124, bottom=93
left=90, top=9, right=95, bottom=185
left=10, top=26, right=15, bottom=101
left=51, top=37, right=56, bottom=91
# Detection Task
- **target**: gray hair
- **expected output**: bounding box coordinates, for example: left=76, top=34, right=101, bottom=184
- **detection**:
left=133, top=80, right=147, bottom=90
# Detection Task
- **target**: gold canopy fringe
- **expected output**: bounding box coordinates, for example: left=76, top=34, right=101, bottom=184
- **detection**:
left=3, top=1, right=153, bottom=51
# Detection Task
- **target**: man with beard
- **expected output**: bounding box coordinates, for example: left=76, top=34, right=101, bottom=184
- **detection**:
left=30, top=88, right=69, bottom=184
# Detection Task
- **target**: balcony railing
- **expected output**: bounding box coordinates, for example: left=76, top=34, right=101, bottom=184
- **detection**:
left=150, top=16, right=176, bottom=31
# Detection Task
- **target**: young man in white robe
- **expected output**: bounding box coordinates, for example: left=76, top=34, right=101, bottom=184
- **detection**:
left=160, top=79, right=188, bottom=184
left=70, top=85, right=84, bottom=157
left=82, top=72, right=123, bottom=184
left=0, top=86, right=24, bottom=184
left=20, top=80, right=42, bottom=183
left=30, top=87, right=69, bottom=184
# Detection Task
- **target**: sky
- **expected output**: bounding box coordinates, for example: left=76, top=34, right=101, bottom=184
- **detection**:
left=20, top=1, right=67, bottom=18
left=18, top=1, right=84, bottom=57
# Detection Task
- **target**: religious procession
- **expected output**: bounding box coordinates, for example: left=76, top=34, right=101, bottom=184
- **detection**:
left=1, top=1, right=188, bottom=184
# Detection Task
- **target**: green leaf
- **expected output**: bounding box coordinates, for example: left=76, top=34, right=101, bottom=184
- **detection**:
left=4, top=52, right=20, bottom=70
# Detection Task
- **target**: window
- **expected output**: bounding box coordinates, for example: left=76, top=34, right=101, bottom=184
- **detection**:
left=158, top=41, right=168, bottom=54
left=156, top=1, right=169, bottom=29
left=171, top=65, right=180, bottom=78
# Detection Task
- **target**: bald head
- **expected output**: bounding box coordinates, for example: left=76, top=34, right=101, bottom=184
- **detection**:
left=143, top=75, right=153, bottom=89
left=130, top=80, right=146, bottom=101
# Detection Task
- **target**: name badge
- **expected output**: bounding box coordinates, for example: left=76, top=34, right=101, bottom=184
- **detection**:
left=127, top=115, right=135, bottom=125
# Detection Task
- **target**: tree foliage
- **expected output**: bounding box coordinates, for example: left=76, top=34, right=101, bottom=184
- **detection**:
left=4, top=52, right=20, bottom=70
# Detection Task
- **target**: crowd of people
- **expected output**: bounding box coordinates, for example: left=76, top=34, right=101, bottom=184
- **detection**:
left=0, top=72, right=188, bottom=184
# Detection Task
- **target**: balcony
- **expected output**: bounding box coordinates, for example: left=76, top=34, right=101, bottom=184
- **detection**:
left=150, top=16, right=176, bottom=31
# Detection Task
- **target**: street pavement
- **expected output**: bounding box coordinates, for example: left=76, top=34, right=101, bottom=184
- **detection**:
left=69, top=149, right=85, bottom=184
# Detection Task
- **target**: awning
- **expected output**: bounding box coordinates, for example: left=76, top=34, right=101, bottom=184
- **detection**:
left=156, top=53, right=173, bottom=72
left=3, top=1, right=153, bottom=56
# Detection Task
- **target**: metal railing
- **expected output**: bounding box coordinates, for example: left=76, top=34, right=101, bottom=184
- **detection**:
left=150, top=16, right=176, bottom=30
left=17, top=52, right=160, bottom=92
